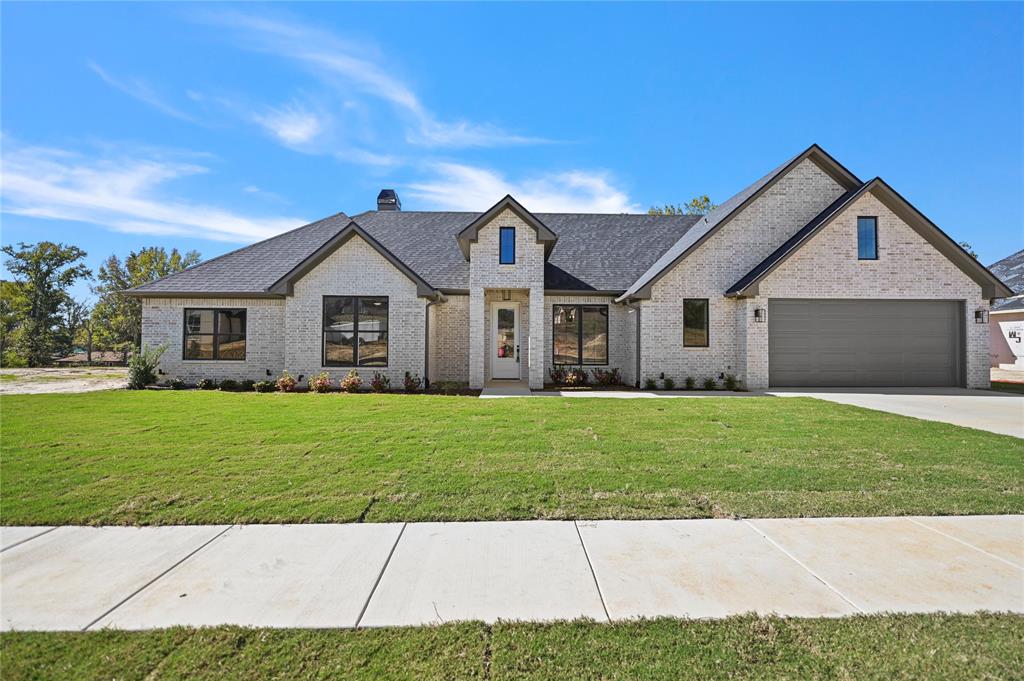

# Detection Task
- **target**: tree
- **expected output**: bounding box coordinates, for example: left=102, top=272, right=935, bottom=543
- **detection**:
left=649, top=195, right=718, bottom=216
left=91, top=247, right=200, bottom=355
left=958, top=241, right=979, bottom=259
left=58, top=298, right=90, bottom=359
left=0, top=280, right=31, bottom=366
left=1, top=242, right=91, bottom=366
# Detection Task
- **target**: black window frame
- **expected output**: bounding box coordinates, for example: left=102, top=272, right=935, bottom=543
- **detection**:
left=857, top=216, right=878, bottom=260
left=498, top=226, right=516, bottom=265
left=182, top=308, right=247, bottom=361
left=551, top=303, right=609, bottom=366
left=683, top=298, right=710, bottom=348
left=321, top=295, right=390, bottom=368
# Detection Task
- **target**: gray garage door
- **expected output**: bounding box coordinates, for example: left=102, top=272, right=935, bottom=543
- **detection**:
left=768, top=299, right=963, bottom=387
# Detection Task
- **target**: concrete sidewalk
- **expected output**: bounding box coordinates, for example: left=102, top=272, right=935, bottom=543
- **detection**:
left=2, top=516, right=1021, bottom=631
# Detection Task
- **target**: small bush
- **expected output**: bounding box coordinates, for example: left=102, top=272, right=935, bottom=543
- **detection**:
left=219, top=379, right=240, bottom=392
left=643, top=377, right=657, bottom=390
left=340, top=369, right=362, bottom=393
left=240, top=379, right=256, bottom=392
left=684, top=376, right=695, bottom=390
left=276, top=370, right=297, bottom=393
left=253, top=380, right=276, bottom=393
left=564, top=367, right=589, bottom=386
left=370, top=372, right=390, bottom=393
left=662, top=376, right=675, bottom=390
left=723, top=374, right=739, bottom=391
left=308, top=371, right=333, bottom=393
left=591, top=367, right=622, bottom=386
left=196, top=378, right=218, bottom=391
left=127, top=344, right=166, bottom=390
left=702, top=377, right=717, bottom=391
left=168, top=377, right=186, bottom=390
left=549, top=366, right=567, bottom=385
left=403, top=372, right=422, bottom=393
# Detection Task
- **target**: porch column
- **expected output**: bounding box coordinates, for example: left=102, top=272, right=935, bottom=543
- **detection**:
left=528, top=286, right=545, bottom=389
left=469, top=288, right=485, bottom=389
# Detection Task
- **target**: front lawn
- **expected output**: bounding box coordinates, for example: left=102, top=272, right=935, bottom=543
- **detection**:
left=1, top=614, right=1020, bottom=680
left=1, top=391, right=1021, bottom=525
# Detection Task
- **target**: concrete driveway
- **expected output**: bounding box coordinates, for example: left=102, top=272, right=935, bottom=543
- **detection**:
left=769, top=388, right=1024, bottom=438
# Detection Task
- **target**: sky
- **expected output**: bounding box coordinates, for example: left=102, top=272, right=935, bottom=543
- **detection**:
left=2, top=2, right=1022, bottom=302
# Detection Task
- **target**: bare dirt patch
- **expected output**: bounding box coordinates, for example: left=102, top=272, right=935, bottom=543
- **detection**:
left=0, top=368, right=127, bottom=395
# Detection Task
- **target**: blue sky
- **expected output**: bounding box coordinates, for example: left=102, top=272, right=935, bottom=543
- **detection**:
left=2, top=2, right=1021, bottom=301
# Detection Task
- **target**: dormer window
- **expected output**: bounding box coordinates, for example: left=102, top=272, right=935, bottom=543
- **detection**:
left=857, top=217, right=878, bottom=260
left=499, top=226, right=516, bottom=264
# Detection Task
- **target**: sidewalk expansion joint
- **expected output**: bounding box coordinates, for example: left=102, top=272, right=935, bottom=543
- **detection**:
left=574, top=520, right=611, bottom=623
left=81, top=524, right=235, bottom=631
left=907, top=518, right=1023, bottom=571
left=1, top=526, right=60, bottom=553
left=354, top=521, right=406, bottom=628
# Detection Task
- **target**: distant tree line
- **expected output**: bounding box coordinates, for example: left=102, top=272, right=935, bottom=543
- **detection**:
left=1, top=242, right=199, bottom=367
left=648, top=195, right=718, bottom=216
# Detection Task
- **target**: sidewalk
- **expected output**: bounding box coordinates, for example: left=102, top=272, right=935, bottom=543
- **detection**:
left=2, top=516, right=1021, bottom=631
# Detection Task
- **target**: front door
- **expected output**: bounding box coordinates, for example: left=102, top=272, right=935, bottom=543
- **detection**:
left=491, top=303, right=520, bottom=379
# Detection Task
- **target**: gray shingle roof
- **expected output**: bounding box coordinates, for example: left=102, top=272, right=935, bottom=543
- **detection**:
left=128, top=209, right=701, bottom=295
left=989, top=249, right=1024, bottom=296
left=993, top=296, right=1024, bottom=313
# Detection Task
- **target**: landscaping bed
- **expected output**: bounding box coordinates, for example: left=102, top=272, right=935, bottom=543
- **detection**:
left=2, top=391, right=1021, bottom=525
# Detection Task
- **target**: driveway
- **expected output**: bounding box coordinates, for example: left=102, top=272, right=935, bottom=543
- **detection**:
left=769, top=388, right=1024, bottom=438
left=2, top=516, right=1021, bottom=631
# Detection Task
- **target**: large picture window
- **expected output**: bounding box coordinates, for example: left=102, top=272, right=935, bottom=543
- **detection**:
left=683, top=299, right=709, bottom=347
left=183, top=308, right=246, bottom=360
left=552, top=304, right=608, bottom=365
left=323, top=296, right=388, bottom=367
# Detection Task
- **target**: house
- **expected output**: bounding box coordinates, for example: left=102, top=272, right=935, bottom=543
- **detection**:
left=988, top=249, right=1024, bottom=370
left=127, top=145, right=1011, bottom=390
left=53, top=350, right=127, bottom=367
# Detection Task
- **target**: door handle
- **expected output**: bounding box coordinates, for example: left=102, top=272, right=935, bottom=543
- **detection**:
left=516, top=344, right=520, bottom=362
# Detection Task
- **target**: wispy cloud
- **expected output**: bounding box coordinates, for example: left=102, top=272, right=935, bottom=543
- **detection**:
left=1, top=141, right=305, bottom=242
left=88, top=61, right=198, bottom=123
left=407, top=162, right=640, bottom=213
left=252, top=103, right=324, bottom=146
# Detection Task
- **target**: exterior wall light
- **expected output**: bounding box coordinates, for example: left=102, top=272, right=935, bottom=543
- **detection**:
left=975, top=309, right=989, bottom=324
left=754, top=308, right=766, bottom=322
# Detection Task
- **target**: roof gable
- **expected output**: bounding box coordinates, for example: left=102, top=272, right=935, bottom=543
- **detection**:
left=616, top=144, right=862, bottom=301
left=456, top=195, right=558, bottom=260
left=727, top=178, right=1014, bottom=299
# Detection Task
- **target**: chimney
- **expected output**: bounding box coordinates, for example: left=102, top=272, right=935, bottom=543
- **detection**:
left=377, top=189, right=401, bottom=211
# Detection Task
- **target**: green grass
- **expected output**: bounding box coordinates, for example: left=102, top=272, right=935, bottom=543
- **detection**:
left=2, top=391, right=1021, bottom=525
left=1, top=614, right=1020, bottom=680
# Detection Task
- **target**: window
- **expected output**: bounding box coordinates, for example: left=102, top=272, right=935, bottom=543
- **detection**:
left=323, top=296, right=388, bottom=367
left=183, top=308, right=246, bottom=360
left=683, top=299, right=709, bottom=347
left=552, top=304, right=608, bottom=365
left=499, top=226, right=516, bottom=264
left=857, top=216, right=878, bottom=260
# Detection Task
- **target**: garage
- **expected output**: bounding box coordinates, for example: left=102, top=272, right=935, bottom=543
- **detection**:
left=768, top=299, right=964, bottom=387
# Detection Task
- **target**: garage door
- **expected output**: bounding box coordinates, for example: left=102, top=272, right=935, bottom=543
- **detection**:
left=768, top=299, right=963, bottom=387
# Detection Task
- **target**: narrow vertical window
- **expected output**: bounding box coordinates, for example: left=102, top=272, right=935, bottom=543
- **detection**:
left=857, top=216, right=878, bottom=260
left=499, top=226, right=516, bottom=264
left=683, top=299, right=709, bottom=347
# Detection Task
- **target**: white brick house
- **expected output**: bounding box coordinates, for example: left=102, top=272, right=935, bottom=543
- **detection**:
left=129, top=146, right=1011, bottom=390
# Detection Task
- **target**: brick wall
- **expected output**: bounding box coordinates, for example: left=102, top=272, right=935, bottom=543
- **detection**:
left=429, top=294, right=469, bottom=383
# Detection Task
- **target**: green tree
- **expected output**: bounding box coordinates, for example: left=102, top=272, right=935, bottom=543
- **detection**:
left=958, top=241, right=979, bottom=259
left=1, top=242, right=91, bottom=366
left=0, top=280, right=31, bottom=366
left=91, top=247, right=200, bottom=354
left=57, top=298, right=90, bottom=358
left=648, top=195, right=718, bottom=216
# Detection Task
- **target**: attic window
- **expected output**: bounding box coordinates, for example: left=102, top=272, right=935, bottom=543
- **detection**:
left=499, top=226, right=515, bottom=264
left=857, top=217, right=878, bottom=260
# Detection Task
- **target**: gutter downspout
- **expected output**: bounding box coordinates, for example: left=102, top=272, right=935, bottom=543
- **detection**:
left=623, top=298, right=642, bottom=388
left=424, top=292, right=446, bottom=389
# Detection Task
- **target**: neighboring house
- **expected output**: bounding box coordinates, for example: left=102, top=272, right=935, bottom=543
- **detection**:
left=988, top=249, right=1024, bottom=369
left=127, top=145, right=1011, bottom=390
left=53, top=350, right=127, bottom=367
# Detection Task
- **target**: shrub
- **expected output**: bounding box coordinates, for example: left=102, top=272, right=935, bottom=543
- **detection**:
left=276, top=370, right=297, bottom=393
left=723, top=374, right=739, bottom=391
left=403, top=372, right=422, bottom=393
left=196, top=378, right=218, bottom=391
left=126, top=344, right=166, bottom=390
left=591, top=367, right=622, bottom=386
left=549, top=366, right=567, bottom=385
left=253, top=380, right=276, bottom=393
left=643, top=377, right=657, bottom=390
left=340, top=369, right=362, bottom=393
left=308, top=371, right=333, bottom=393
left=702, top=377, right=717, bottom=391
left=370, top=372, right=390, bottom=393
left=564, top=367, right=589, bottom=386
left=240, top=379, right=256, bottom=392
left=219, top=379, right=240, bottom=392
left=684, top=376, right=696, bottom=390
left=662, top=376, right=675, bottom=390
left=168, top=377, right=186, bottom=390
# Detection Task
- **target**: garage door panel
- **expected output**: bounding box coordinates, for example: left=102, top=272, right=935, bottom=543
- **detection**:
left=768, top=300, right=962, bottom=388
